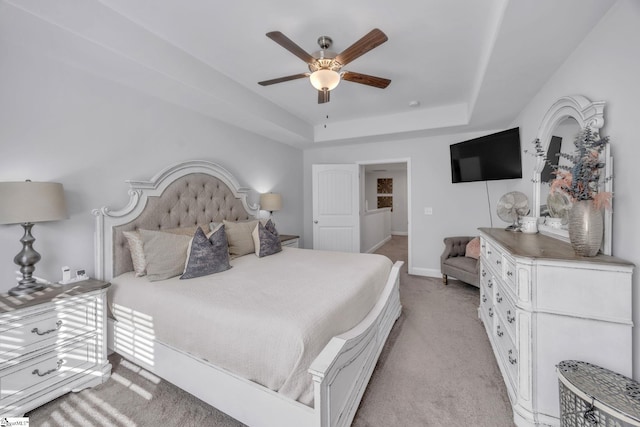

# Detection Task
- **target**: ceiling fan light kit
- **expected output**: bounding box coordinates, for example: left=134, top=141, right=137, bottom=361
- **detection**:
left=259, top=28, right=391, bottom=104
left=309, top=69, right=340, bottom=91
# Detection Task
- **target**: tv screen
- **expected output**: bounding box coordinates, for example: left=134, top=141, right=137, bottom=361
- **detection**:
left=450, top=127, right=522, bottom=183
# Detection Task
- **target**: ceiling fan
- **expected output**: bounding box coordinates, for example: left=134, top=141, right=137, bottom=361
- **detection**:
left=258, top=29, right=391, bottom=104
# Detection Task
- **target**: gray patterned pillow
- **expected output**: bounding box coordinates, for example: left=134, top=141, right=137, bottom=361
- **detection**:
left=181, top=226, right=231, bottom=279
left=251, top=219, right=282, bottom=258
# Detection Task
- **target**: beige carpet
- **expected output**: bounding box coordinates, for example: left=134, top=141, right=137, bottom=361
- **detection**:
left=26, top=236, right=514, bottom=426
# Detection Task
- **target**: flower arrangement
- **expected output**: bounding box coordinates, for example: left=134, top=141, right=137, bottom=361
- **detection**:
left=531, top=127, right=611, bottom=209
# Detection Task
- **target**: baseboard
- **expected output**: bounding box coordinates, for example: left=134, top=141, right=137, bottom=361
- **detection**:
left=391, top=231, right=408, bottom=236
left=365, top=235, right=392, bottom=253
left=409, top=267, right=441, bottom=278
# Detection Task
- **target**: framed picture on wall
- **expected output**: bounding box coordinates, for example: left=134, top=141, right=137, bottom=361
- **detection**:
left=377, top=178, right=393, bottom=194
left=377, top=196, right=393, bottom=211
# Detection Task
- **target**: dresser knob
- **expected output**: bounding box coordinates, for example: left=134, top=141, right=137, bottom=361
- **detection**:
left=496, top=260, right=502, bottom=265
left=497, top=326, right=504, bottom=337
left=482, top=294, right=487, bottom=303
left=487, top=280, right=493, bottom=288
left=507, top=271, right=513, bottom=277
left=508, top=350, right=517, bottom=365
left=488, top=308, right=494, bottom=318
left=507, top=310, right=515, bottom=324
left=482, top=270, right=486, bottom=277
left=496, top=293, right=502, bottom=303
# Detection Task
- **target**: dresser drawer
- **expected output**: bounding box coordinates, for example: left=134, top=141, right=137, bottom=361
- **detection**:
left=484, top=241, right=503, bottom=276
left=0, top=337, right=97, bottom=405
left=494, top=316, right=518, bottom=390
left=0, top=296, right=98, bottom=363
left=493, top=286, right=517, bottom=341
left=502, top=258, right=517, bottom=294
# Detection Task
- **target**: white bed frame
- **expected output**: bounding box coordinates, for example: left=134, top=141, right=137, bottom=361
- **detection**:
left=93, top=160, right=402, bottom=427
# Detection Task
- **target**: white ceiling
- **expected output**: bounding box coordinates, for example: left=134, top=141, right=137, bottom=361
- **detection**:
left=2, top=0, right=616, bottom=147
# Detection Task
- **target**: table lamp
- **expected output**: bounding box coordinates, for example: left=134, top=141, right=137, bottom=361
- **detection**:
left=0, top=181, right=68, bottom=296
left=260, top=193, right=282, bottom=215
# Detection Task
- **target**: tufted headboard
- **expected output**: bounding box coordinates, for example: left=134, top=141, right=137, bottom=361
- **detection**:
left=93, top=160, right=258, bottom=280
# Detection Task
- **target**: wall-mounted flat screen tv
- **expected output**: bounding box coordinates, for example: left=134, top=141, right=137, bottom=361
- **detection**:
left=450, top=127, right=522, bottom=183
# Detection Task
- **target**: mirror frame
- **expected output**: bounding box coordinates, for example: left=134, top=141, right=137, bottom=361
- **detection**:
left=532, top=95, right=612, bottom=255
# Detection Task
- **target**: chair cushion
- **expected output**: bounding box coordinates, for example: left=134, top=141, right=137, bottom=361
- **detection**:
left=443, top=256, right=478, bottom=273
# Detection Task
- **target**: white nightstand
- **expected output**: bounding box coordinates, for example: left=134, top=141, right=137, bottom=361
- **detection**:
left=280, top=234, right=299, bottom=248
left=0, top=279, right=111, bottom=416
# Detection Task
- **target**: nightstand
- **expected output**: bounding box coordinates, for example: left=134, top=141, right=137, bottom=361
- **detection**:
left=280, top=234, right=299, bottom=248
left=0, top=279, right=111, bottom=416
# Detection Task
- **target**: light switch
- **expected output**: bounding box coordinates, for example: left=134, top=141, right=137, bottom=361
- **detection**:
left=424, top=207, right=433, bottom=215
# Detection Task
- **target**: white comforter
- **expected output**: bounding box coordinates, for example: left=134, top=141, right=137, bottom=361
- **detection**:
left=109, top=247, right=392, bottom=405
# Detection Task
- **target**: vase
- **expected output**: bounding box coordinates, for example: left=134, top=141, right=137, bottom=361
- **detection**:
left=568, top=200, right=603, bottom=256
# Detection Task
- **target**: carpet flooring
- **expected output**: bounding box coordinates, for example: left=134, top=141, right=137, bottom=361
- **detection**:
left=26, top=236, right=514, bottom=426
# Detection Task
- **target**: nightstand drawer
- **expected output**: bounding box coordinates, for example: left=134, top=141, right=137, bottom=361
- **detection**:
left=0, top=338, right=97, bottom=404
left=0, top=296, right=98, bottom=363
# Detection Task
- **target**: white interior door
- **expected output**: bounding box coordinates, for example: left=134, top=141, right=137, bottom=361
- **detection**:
left=312, top=164, right=360, bottom=252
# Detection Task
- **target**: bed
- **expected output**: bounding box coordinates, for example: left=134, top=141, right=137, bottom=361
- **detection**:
left=93, top=160, right=402, bottom=427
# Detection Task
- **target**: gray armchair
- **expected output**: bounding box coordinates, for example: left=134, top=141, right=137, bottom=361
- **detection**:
left=440, top=236, right=479, bottom=288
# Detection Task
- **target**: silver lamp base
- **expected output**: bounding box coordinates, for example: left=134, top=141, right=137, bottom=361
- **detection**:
left=9, top=281, right=46, bottom=296
left=9, top=222, right=46, bottom=297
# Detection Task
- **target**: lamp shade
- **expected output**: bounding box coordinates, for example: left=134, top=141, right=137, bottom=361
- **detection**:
left=260, top=193, right=282, bottom=212
left=309, top=69, right=340, bottom=91
left=0, top=181, right=68, bottom=224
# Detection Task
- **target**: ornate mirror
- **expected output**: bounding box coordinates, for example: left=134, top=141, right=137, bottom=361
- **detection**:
left=532, top=95, right=613, bottom=254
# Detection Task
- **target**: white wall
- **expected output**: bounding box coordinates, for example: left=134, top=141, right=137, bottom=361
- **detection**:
left=364, top=171, right=408, bottom=234
left=361, top=209, right=391, bottom=253
left=303, top=130, right=513, bottom=277
left=0, top=38, right=303, bottom=292
left=506, top=0, right=640, bottom=380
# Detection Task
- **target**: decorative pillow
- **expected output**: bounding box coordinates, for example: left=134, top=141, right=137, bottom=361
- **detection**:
left=251, top=219, right=282, bottom=257
left=139, top=229, right=192, bottom=282
left=223, top=219, right=258, bottom=258
left=465, top=237, right=481, bottom=260
left=181, top=226, right=231, bottom=279
left=123, top=231, right=147, bottom=277
left=122, top=226, right=199, bottom=277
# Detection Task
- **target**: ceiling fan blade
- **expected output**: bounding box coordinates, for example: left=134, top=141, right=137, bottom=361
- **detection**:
left=266, top=31, right=316, bottom=64
left=258, top=73, right=309, bottom=86
left=342, top=71, right=391, bottom=89
left=335, top=28, right=388, bottom=66
left=318, top=89, right=330, bottom=104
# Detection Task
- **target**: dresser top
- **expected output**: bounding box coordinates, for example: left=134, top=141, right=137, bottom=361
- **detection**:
left=0, top=278, right=110, bottom=315
left=479, top=228, right=634, bottom=267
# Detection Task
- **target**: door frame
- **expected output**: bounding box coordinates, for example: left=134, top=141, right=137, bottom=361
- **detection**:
left=357, top=158, right=411, bottom=273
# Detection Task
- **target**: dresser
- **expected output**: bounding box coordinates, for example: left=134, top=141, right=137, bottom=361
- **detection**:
left=478, top=228, right=634, bottom=427
left=0, top=279, right=111, bottom=416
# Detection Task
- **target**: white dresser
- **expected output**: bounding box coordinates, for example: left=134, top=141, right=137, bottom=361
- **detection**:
left=0, top=279, right=111, bottom=416
left=478, top=228, right=634, bottom=427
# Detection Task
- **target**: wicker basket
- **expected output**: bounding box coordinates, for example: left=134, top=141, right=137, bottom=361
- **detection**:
left=557, top=361, right=640, bottom=427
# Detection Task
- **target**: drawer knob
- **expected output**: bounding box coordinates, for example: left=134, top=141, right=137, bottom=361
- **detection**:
left=487, top=250, right=492, bottom=255
left=496, top=293, right=502, bottom=303
left=482, top=294, right=487, bottom=303
left=482, top=270, right=486, bottom=277
left=487, top=280, right=493, bottom=288
left=496, top=260, right=502, bottom=265
left=497, top=326, right=504, bottom=337
left=32, top=359, right=64, bottom=377
left=507, top=271, right=513, bottom=277
left=507, top=310, right=515, bottom=324
left=508, top=350, right=517, bottom=365
left=488, top=308, right=494, bottom=318
left=31, top=320, right=63, bottom=336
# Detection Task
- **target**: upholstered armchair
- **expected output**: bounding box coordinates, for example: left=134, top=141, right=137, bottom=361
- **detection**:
left=440, top=236, right=480, bottom=288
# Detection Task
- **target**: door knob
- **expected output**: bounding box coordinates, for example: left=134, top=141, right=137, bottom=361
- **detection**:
left=313, top=220, right=318, bottom=224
